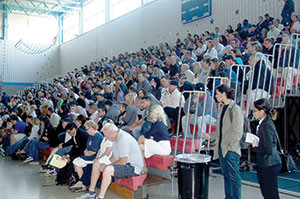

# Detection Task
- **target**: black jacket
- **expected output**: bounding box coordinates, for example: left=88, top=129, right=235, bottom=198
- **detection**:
left=253, top=116, right=282, bottom=167
left=39, top=124, right=56, bottom=147
left=281, top=0, right=294, bottom=19
left=63, top=128, right=88, bottom=159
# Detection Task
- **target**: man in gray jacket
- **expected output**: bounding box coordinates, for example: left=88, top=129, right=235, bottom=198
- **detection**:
left=137, top=73, right=152, bottom=93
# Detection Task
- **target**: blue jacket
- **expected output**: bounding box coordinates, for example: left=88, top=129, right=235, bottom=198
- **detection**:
left=120, top=83, right=128, bottom=95
left=145, top=121, right=169, bottom=142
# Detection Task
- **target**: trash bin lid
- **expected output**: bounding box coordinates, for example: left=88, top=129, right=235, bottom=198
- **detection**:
left=175, top=154, right=211, bottom=163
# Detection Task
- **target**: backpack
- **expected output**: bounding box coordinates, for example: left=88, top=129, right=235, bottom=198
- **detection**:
left=228, top=104, right=252, bottom=149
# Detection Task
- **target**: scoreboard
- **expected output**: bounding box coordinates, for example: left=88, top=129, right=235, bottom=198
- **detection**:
left=181, top=0, right=212, bottom=24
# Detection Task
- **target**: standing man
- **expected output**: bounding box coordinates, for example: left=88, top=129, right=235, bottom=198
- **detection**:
left=281, top=0, right=294, bottom=25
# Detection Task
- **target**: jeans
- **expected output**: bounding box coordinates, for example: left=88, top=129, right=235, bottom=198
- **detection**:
left=23, top=139, right=50, bottom=161
left=56, top=146, right=72, bottom=156
left=45, top=146, right=73, bottom=165
left=257, top=164, right=282, bottom=199
left=1, top=135, right=11, bottom=150
left=219, top=150, right=241, bottom=199
left=5, top=136, right=28, bottom=156
left=164, top=107, right=184, bottom=133
left=182, top=115, right=217, bottom=138
left=81, top=164, right=93, bottom=186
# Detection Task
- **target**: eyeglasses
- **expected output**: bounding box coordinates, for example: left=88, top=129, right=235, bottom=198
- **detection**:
left=253, top=109, right=260, bottom=113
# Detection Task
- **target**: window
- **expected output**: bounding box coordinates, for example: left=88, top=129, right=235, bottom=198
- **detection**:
left=83, top=0, right=106, bottom=32
left=8, top=13, right=58, bottom=43
left=0, top=13, right=3, bottom=39
left=110, top=0, right=141, bottom=20
left=143, top=0, right=154, bottom=4
left=63, top=11, right=80, bottom=42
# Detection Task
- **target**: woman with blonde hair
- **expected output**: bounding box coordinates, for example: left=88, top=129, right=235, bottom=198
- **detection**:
left=192, top=62, right=201, bottom=84
left=125, top=93, right=136, bottom=106
left=120, top=93, right=139, bottom=132
left=70, top=120, right=103, bottom=192
left=28, top=117, right=41, bottom=140
left=29, top=105, right=37, bottom=118
left=138, top=105, right=171, bottom=173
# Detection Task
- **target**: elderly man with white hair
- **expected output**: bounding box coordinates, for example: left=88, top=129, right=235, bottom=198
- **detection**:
left=76, top=123, right=143, bottom=199
left=180, top=63, right=195, bottom=83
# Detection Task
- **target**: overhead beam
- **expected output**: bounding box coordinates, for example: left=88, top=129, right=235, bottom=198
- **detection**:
left=14, top=0, right=29, bottom=15
left=13, top=0, right=80, bottom=11
left=0, top=2, right=74, bottom=15
left=0, top=9, right=55, bottom=18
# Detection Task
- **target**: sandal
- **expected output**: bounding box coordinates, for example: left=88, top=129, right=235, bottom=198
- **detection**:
left=69, top=186, right=84, bottom=192
left=74, top=187, right=87, bottom=193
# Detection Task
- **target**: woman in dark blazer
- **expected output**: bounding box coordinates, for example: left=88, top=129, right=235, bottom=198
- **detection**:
left=252, top=98, right=282, bottom=199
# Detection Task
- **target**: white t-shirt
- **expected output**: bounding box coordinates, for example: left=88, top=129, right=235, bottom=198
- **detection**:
left=64, top=132, right=72, bottom=143
left=29, top=125, right=40, bottom=140
left=196, top=45, right=207, bottom=55
left=164, top=89, right=185, bottom=108
left=292, top=21, right=300, bottom=33
left=204, top=47, right=218, bottom=59
left=90, top=111, right=98, bottom=121
left=112, top=130, right=144, bottom=174
left=99, top=138, right=113, bottom=158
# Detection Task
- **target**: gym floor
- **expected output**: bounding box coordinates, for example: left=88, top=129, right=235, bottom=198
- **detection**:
left=0, top=157, right=299, bottom=199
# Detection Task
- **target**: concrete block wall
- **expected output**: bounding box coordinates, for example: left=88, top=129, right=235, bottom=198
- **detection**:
left=59, top=0, right=299, bottom=75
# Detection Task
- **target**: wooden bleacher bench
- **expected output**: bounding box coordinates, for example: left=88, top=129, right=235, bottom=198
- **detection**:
left=170, top=124, right=216, bottom=153
left=109, top=174, right=147, bottom=199
left=108, top=155, right=175, bottom=199
left=145, top=155, right=174, bottom=171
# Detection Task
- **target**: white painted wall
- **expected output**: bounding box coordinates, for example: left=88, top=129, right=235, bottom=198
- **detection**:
left=0, top=40, right=60, bottom=94
left=3, top=40, right=60, bottom=83
left=59, top=0, right=300, bottom=75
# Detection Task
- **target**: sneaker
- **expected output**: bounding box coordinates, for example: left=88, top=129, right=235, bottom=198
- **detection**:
left=40, top=165, right=50, bottom=173
left=23, top=157, right=34, bottom=163
left=29, top=161, right=40, bottom=165
left=0, top=147, right=6, bottom=156
left=44, top=169, right=57, bottom=177
left=76, top=191, right=96, bottom=199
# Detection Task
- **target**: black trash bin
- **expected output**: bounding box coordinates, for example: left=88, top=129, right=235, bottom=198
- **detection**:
left=175, top=154, right=211, bottom=199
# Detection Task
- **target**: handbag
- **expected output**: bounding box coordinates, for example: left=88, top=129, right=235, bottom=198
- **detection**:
left=275, top=133, right=296, bottom=173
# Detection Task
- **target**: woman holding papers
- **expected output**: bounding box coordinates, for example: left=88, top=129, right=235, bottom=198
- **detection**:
left=252, top=98, right=281, bottom=199
left=70, top=120, right=103, bottom=192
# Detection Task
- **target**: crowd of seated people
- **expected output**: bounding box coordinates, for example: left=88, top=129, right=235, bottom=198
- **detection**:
left=0, top=4, right=299, bottom=198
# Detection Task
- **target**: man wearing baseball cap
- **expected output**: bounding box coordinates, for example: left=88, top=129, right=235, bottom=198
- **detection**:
left=163, top=80, right=185, bottom=134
